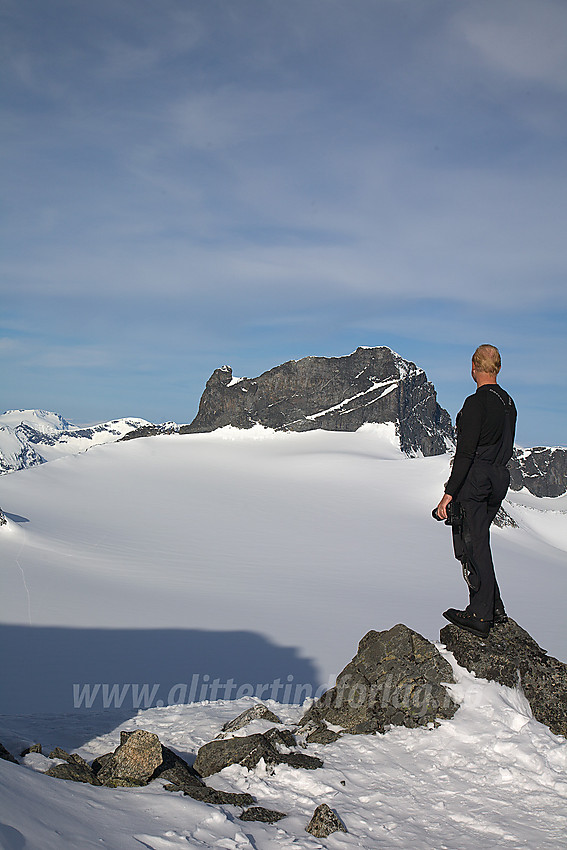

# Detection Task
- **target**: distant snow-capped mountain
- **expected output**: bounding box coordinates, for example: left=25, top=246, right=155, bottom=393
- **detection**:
left=0, top=409, right=151, bottom=474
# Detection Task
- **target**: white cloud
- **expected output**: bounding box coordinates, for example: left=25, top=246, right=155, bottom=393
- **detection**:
left=455, top=0, right=567, bottom=90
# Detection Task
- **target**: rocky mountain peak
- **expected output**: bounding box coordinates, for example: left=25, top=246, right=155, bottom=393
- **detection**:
left=181, top=346, right=454, bottom=456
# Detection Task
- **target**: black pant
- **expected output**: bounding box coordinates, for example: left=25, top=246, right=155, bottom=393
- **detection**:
left=452, top=460, right=509, bottom=620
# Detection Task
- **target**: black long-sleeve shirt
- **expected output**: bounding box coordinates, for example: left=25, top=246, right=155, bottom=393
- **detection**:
left=445, top=383, right=517, bottom=497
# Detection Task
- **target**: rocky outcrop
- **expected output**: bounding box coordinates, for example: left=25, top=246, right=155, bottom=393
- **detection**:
left=96, top=730, right=163, bottom=787
left=46, top=750, right=101, bottom=786
left=300, top=624, right=458, bottom=736
left=509, top=447, right=567, bottom=497
left=239, top=806, right=287, bottom=823
left=42, top=729, right=254, bottom=806
left=193, top=729, right=323, bottom=777
left=440, top=618, right=567, bottom=738
left=219, top=703, right=283, bottom=736
left=306, top=804, right=348, bottom=837
left=120, top=422, right=179, bottom=442
left=181, top=347, right=454, bottom=456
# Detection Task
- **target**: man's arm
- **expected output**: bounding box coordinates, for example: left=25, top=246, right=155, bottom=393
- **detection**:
left=435, top=492, right=452, bottom=520
left=441, top=393, right=484, bottom=501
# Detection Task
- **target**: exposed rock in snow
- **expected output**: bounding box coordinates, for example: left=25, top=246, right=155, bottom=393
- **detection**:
left=239, top=806, right=287, bottom=823
left=219, top=703, right=283, bottom=736
left=181, top=347, right=454, bottom=456
left=300, top=624, right=458, bottom=736
left=509, top=446, right=567, bottom=497
left=96, top=730, right=163, bottom=788
left=440, top=617, right=567, bottom=738
left=306, top=803, right=348, bottom=837
left=193, top=729, right=323, bottom=777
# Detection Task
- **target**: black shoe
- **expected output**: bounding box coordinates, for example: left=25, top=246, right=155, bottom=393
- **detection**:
left=443, top=608, right=492, bottom=637
left=493, top=604, right=508, bottom=625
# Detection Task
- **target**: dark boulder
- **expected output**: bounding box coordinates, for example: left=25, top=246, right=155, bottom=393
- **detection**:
left=45, top=749, right=102, bottom=785
left=181, top=347, right=454, bottom=456
left=41, top=731, right=256, bottom=804
left=440, top=618, right=567, bottom=738
left=194, top=733, right=278, bottom=778
left=46, top=759, right=102, bottom=786
left=239, top=807, right=287, bottom=823
left=220, top=703, right=283, bottom=736
left=194, top=729, right=323, bottom=777
left=169, top=785, right=256, bottom=806
left=48, top=747, right=75, bottom=761
left=0, top=743, right=18, bottom=763
left=262, top=727, right=297, bottom=751
left=306, top=803, right=348, bottom=837
left=300, top=624, right=458, bottom=736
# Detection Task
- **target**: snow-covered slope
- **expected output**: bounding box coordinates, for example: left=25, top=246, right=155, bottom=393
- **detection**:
left=0, top=425, right=566, bottom=848
left=1, top=666, right=566, bottom=850
left=0, top=409, right=151, bottom=474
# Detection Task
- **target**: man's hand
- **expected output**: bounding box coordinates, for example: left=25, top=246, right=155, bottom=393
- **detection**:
left=435, top=493, right=452, bottom=520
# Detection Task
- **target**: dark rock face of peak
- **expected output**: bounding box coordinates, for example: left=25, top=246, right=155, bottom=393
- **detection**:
left=181, top=347, right=454, bottom=456
left=509, top=446, right=567, bottom=497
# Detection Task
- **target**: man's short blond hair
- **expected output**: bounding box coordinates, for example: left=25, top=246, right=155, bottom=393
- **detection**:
left=472, top=344, right=501, bottom=375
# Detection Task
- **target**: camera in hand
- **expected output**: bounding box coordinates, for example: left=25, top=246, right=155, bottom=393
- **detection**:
left=431, top=501, right=462, bottom=526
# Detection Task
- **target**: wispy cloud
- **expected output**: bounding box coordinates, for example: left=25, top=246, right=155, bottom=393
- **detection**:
left=1, top=0, right=566, bottom=443
left=455, top=0, right=567, bottom=91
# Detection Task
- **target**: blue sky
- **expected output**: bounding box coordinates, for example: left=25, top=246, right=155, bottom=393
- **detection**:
left=1, top=0, right=566, bottom=446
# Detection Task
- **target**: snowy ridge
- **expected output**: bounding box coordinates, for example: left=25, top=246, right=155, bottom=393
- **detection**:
left=0, top=410, right=151, bottom=474
left=0, top=409, right=73, bottom=433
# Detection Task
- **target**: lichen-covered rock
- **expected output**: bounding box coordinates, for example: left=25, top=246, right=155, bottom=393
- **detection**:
left=262, top=727, right=297, bottom=751
left=97, top=730, right=163, bottom=787
left=306, top=803, right=348, bottom=837
left=301, top=624, right=457, bottom=735
left=46, top=760, right=102, bottom=786
left=440, top=618, right=567, bottom=737
left=91, top=752, right=114, bottom=774
left=239, top=807, right=287, bottom=823
left=48, top=747, right=73, bottom=761
left=21, top=743, right=42, bottom=757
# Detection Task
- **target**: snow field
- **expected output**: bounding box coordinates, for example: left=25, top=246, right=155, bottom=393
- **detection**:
left=1, top=425, right=566, bottom=848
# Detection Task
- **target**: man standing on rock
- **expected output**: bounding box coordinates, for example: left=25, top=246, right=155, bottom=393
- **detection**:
left=436, top=345, right=517, bottom=637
